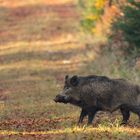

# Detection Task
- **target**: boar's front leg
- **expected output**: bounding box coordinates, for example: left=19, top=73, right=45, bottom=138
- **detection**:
left=120, top=106, right=130, bottom=125
left=78, top=109, right=88, bottom=124
left=87, top=107, right=98, bottom=125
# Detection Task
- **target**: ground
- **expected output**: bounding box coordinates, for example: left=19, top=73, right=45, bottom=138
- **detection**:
left=0, top=0, right=140, bottom=139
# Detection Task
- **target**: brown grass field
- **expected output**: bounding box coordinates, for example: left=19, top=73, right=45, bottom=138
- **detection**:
left=0, top=0, right=140, bottom=139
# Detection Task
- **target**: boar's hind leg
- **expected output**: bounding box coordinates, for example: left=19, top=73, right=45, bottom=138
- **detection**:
left=87, top=108, right=98, bottom=125
left=129, top=106, right=140, bottom=122
left=78, top=109, right=88, bottom=124
left=134, top=107, right=140, bottom=122
left=120, top=107, right=130, bottom=125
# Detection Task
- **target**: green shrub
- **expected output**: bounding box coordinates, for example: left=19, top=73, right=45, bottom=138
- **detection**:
left=112, top=0, right=140, bottom=54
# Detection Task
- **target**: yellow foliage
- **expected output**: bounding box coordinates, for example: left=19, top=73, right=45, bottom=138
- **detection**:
left=86, top=15, right=98, bottom=20
left=91, top=27, right=96, bottom=33
left=95, top=0, right=105, bottom=9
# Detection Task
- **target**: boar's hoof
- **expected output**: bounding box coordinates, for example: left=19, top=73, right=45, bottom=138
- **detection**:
left=120, top=121, right=127, bottom=126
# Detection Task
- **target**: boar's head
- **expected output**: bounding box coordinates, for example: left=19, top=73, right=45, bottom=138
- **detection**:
left=54, top=75, right=81, bottom=103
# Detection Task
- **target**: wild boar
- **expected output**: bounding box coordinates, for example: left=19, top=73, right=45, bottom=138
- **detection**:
left=54, top=75, right=140, bottom=125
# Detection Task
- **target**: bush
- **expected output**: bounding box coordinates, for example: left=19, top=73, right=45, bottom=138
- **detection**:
left=79, top=0, right=105, bottom=33
left=112, top=0, right=140, bottom=54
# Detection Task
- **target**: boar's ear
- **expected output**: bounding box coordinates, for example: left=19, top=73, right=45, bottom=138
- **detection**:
left=70, top=75, right=79, bottom=86
left=65, top=75, right=69, bottom=79
left=65, top=75, right=69, bottom=80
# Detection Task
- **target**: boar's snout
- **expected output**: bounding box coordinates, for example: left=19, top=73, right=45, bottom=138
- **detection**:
left=53, top=94, right=65, bottom=103
left=64, top=96, right=71, bottom=102
left=53, top=97, right=58, bottom=102
left=53, top=94, right=72, bottom=103
left=54, top=94, right=66, bottom=103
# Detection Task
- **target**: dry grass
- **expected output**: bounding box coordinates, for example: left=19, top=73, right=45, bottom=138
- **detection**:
left=0, top=126, right=140, bottom=139
left=0, top=0, right=140, bottom=139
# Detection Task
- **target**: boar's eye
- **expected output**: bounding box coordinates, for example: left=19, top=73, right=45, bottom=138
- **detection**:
left=70, top=75, right=79, bottom=86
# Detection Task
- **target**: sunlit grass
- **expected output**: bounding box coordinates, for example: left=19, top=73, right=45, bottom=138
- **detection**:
left=0, top=126, right=139, bottom=139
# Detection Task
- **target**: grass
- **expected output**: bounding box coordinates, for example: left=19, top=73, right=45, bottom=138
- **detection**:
left=0, top=126, right=139, bottom=139
left=0, top=0, right=140, bottom=139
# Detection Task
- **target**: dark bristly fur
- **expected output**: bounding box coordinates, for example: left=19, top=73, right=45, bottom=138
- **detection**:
left=54, top=75, right=140, bottom=125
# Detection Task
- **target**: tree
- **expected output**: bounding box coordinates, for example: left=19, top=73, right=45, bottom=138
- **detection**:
left=113, top=0, right=140, bottom=54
